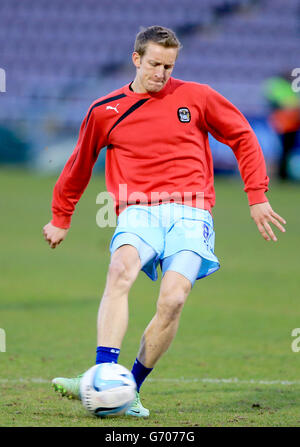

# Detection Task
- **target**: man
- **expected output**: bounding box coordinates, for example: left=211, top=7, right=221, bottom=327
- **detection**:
left=43, top=26, right=286, bottom=417
left=263, top=71, right=300, bottom=180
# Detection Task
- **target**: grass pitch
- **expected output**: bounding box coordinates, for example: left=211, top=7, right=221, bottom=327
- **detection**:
left=0, top=168, right=299, bottom=427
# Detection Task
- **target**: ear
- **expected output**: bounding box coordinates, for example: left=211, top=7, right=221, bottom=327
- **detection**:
left=132, top=52, right=141, bottom=69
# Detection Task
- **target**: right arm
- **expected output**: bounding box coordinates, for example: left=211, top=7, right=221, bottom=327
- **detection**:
left=43, top=107, right=105, bottom=248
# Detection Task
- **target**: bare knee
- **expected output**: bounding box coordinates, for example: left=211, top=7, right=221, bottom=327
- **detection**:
left=156, top=290, right=188, bottom=323
left=106, top=259, right=130, bottom=292
left=106, top=247, right=140, bottom=293
left=108, top=258, right=127, bottom=280
left=156, top=273, right=191, bottom=323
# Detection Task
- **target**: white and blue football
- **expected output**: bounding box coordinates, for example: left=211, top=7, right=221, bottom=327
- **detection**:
left=80, top=363, right=136, bottom=417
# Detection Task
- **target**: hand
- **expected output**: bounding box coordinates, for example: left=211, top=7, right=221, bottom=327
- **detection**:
left=250, top=202, right=286, bottom=242
left=43, top=222, right=69, bottom=249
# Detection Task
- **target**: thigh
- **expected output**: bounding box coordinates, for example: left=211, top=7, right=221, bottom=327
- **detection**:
left=111, top=232, right=157, bottom=268
left=110, top=205, right=165, bottom=256
left=111, top=243, right=142, bottom=272
left=163, top=209, right=220, bottom=281
left=161, top=250, right=202, bottom=287
left=110, top=206, right=165, bottom=282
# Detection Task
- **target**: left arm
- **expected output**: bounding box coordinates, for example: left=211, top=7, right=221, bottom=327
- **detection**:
left=202, top=85, right=286, bottom=241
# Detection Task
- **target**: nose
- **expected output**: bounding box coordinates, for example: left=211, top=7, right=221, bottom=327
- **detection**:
left=154, top=66, right=165, bottom=80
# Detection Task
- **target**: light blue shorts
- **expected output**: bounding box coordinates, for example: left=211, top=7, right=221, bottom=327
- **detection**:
left=109, top=203, right=220, bottom=286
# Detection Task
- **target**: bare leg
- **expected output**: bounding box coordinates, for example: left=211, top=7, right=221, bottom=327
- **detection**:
left=97, top=245, right=141, bottom=348
left=136, top=271, right=192, bottom=368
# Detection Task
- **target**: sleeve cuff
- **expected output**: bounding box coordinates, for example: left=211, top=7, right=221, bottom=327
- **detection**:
left=51, top=214, right=71, bottom=229
left=247, top=189, right=268, bottom=206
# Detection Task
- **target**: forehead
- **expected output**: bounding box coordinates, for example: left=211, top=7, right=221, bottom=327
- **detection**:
left=143, top=42, right=178, bottom=64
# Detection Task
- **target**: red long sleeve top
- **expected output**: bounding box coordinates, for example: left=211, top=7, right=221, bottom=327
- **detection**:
left=51, top=77, right=269, bottom=229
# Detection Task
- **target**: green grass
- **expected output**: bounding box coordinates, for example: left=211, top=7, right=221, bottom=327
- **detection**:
left=0, top=167, right=300, bottom=427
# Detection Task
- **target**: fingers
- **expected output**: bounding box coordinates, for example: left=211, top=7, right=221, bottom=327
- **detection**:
left=263, top=221, right=277, bottom=242
left=43, top=228, right=61, bottom=249
left=271, top=210, right=286, bottom=226
left=42, top=223, right=68, bottom=250
left=48, top=238, right=61, bottom=249
left=50, top=241, right=60, bottom=249
left=256, top=213, right=286, bottom=242
left=257, top=222, right=272, bottom=242
left=269, top=215, right=286, bottom=234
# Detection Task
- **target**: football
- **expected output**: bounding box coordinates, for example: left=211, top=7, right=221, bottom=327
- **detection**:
left=80, top=363, right=136, bottom=417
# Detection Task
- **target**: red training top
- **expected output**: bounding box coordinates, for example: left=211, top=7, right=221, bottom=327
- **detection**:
left=51, top=78, right=269, bottom=229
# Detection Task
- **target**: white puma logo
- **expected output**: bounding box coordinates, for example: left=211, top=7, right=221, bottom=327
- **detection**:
left=106, top=104, right=119, bottom=113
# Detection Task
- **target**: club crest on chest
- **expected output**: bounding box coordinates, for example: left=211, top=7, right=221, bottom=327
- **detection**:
left=177, top=107, right=191, bottom=123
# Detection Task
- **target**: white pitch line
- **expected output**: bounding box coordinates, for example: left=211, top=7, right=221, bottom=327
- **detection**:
left=0, top=378, right=49, bottom=384
left=0, top=377, right=300, bottom=385
left=149, top=378, right=300, bottom=385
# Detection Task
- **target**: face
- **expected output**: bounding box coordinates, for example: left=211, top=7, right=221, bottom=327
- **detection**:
left=132, top=42, right=178, bottom=93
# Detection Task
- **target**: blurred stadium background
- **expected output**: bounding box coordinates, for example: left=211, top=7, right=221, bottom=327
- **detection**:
left=0, top=0, right=299, bottom=177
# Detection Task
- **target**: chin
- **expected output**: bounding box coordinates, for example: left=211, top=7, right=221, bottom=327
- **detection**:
left=146, top=83, right=164, bottom=93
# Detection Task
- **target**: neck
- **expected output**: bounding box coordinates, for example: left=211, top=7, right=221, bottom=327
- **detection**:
left=131, top=78, right=147, bottom=94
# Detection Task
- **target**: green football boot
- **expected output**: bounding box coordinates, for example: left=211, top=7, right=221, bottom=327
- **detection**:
left=52, top=374, right=83, bottom=400
left=125, top=391, right=150, bottom=417
left=52, top=375, right=150, bottom=417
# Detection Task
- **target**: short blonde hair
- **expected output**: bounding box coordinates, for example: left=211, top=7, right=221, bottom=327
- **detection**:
left=134, top=25, right=182, bottom=57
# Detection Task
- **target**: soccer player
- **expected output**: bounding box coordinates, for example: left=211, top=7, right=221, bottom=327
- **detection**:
left=43, top=26, right=286, bottom=417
